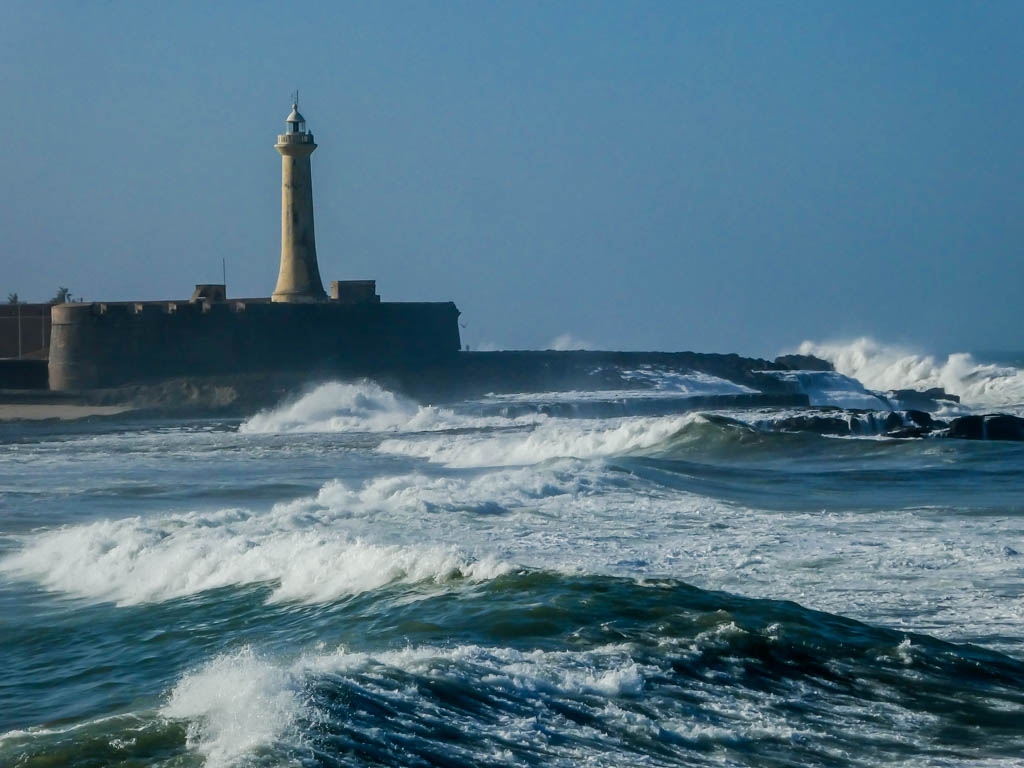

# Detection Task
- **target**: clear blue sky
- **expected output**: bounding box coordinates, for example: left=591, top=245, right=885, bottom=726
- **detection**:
left=1, top=1, right=1021, bottom=356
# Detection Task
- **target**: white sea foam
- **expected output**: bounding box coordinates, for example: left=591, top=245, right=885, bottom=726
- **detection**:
left=240, top=380, right=436, bottom=434
left=378, top=413, right=705, bottom=467
left=162, top=646, right=302, bottom=768
left=619, top=368, right=758, bottom=396
left=161, top=641, right=649, bottom=767
left=0, top=713, right=149, bottom=748
left=303, top=642, right=649, bottom=698
left=0, top=495, right=509, bottom=606
left=475, top=371, right=758, bottom=406
left=239, top=380, right=543, bottom=434
left=3, top=445, right=1022, bottom=652
left=1, top=459, right=647, bottom=606
left=762, top=369, right=891, bottom=410
left=797, top=337, right=1024, bottom=413
left=161, top=636, right=950, bottom=767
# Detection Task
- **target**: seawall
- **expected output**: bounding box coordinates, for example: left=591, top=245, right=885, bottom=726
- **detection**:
left=49, top=300, right=461, bottom=390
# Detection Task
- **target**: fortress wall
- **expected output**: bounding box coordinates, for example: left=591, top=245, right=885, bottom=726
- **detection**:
left=48, top=300, right=461, bottom=390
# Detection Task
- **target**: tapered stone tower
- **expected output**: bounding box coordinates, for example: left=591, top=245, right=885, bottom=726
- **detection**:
left=272, top=102, right=327, bottom=303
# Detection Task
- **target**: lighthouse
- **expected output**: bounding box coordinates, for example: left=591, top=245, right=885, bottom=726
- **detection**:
left=272, top=100, right=327, bottom=303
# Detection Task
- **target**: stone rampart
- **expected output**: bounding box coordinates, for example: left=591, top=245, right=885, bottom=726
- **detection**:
left=49, top=300, right=461, bottom=390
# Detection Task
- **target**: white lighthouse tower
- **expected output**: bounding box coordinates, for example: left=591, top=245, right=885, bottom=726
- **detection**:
left=271, top=99, right=327, bottom=303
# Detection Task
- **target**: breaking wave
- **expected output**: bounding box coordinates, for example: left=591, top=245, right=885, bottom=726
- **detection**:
left=0, top=486, right=509, bottom=605
left=161, top=637, right=648, bottom=768
left=156, top=574, right=1024, bottom=768
left=798, top=338, right=1024, bottom=412
left=239, top=380, right=544, bottom=434
left=378, top=413, right=708, bottom=467
left=239, top=380, right=444, bottom=434
left=162, top=646, right=300, bottom=768
left=239, top=373, right=765, bottom=436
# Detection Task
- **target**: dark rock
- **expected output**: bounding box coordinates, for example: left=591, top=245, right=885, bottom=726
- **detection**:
left=748, top=371, right=804, bottom=394
left=849, top=412, right=891, bottom=435
left=881, top=410, right=948, bottom=438
left=922, top=387, right=960, bottom=403
left=890, top=387, right=961, bottom=412
left=947, top=416, right=985, bottom=439
left=985, top=415, right=1024, bottom=441
left=883, top=412, right=904, bottom=431
left=774, top=354, right=834, bottom=372
left=773, top=415, right=851, bottom=436
left=946, top=414, right=1024, bottom=441
left=905, top=410, right=939, bottom=429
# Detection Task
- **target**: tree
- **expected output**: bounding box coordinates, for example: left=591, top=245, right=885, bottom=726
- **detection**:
left=7, top=292, right=19, bottom=304
left=50, top=287, right=72, bottom=305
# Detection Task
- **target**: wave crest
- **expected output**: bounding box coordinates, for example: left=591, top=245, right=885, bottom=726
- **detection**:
left=239, top=380, right=436, bottom=434
left=239, top=380, right=547, bottom=434
left=0, top=494, right=509, bottom=606
left=378, top=413, right=708, bottom=467
left=163, top=647, right=300, bottom=768
left=797, top=337, right=1024, bottom=411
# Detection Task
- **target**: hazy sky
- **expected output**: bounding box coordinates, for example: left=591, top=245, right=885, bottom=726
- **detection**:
left=1, top=1, right=1021, bottom=356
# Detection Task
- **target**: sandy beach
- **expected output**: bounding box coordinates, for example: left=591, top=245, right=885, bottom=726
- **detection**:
left=0, top=404, right=133, bottom=421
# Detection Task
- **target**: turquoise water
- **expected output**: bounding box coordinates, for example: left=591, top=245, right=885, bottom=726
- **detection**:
left=2, top=369, right=1023, bottom=767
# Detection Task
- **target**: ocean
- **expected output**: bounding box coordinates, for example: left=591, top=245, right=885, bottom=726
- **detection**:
left=2, top=338, right=1023, bottom=767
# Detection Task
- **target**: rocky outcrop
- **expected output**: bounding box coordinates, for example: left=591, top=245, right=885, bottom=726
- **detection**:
left=905, top=410, right=938, bottom=428
left=774, top=354, right=834, bottom=372
left=885, top=410, right=938, bottom=438
left=946, top=414, right=1024, bottom=441
left=762, top=408, right=1024, bottom=442
left=769, top=413, right=853, bottom=436
left=769, top=410, right=902, bottom=437
left=888, top=387, right=960, bottom=411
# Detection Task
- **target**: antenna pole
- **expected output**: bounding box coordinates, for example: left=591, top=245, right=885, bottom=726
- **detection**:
left=222, top=258, right=227, bottom=291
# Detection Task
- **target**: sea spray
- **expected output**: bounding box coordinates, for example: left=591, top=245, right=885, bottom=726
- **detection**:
left=162, top=646, right=303, bottom=768
left=798, top=337, right=1024, bottom=411
left=757, top=369, right=890, bottom=410
left=240, top=379, right=545, bottom=434
left=240, top=380, right=427, bottom=434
